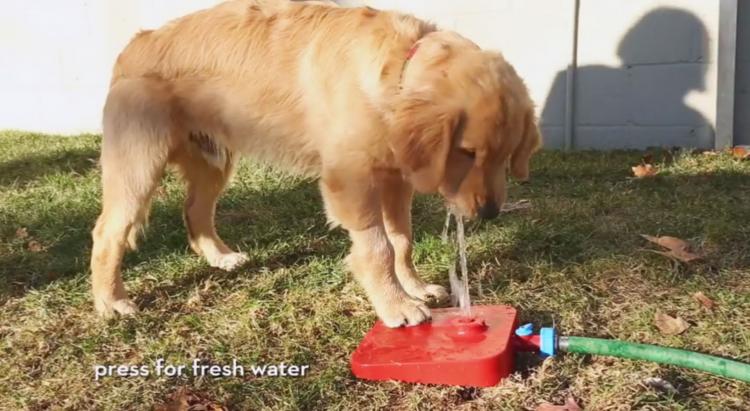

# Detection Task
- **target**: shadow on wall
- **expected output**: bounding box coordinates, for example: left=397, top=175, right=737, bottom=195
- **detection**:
left=541, top=8, right=715, bottom=150
left=735, top=1, right=750, bottom=146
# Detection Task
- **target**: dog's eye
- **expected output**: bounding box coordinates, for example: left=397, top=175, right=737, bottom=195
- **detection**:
left=459, top=148, right=476, bottom=159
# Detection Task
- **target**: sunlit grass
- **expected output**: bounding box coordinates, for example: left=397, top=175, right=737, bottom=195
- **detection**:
left=1, top=131, right=749, bottom=410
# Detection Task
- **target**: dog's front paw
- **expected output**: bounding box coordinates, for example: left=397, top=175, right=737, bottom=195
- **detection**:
left=374, top=294, right=431, bottom=328
left=207, top=252, right=249, bottom=272
left=95, top=297, right=138, bottom=319
left=404, top=282, right=450, bottom=306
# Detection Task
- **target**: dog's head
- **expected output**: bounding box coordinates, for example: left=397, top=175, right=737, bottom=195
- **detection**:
left=389, top=31, right=541, bottom=219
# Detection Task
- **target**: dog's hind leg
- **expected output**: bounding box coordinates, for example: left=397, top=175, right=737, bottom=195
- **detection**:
left=173, top=139, right=248, bottom=271
left=91, top=78, right=173, bottom=317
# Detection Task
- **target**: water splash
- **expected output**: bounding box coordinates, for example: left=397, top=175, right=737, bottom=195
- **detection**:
left=446, top=211, right=471, bottom=316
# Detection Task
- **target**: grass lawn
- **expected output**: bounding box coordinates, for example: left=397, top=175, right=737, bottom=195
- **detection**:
left=1, top=130, right=749, bottom=410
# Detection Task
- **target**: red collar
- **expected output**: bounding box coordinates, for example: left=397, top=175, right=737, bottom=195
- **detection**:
left=399, top=43, right=420, bottom=87
left=405, top=43, right=420, bottom=60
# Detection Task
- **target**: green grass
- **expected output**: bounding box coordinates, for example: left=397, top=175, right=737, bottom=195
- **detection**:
left=1, top=130, right=749, bottom=410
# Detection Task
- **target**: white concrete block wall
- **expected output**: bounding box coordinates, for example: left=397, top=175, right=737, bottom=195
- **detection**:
left=735, top=1, right=750, bottom=145
left=0, top=0, right=223, bottom=135
left=572, top=0, right=719, bottom=149
left=0, top=0, right=724, bottom=149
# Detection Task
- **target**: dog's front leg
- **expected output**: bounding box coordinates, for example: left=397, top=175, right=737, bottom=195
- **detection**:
left=380, top=171, right=449, bottom=305
left=320, top=169, right=431, bottom=327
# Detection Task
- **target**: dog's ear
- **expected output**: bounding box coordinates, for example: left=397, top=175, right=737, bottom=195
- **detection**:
left=509, top=111, right=542, bottom=181
left=389, top=96, right=462, bottom=193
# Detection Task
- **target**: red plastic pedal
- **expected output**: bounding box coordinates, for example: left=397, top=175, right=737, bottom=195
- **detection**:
left=351, top=305, right=519, bottom=387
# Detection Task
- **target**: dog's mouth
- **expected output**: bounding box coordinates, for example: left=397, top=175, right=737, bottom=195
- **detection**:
left=445, top=200, right=500, bottom=221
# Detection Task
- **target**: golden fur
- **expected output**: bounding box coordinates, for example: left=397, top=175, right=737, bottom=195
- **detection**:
left=91, top=0, right=541, bottom=327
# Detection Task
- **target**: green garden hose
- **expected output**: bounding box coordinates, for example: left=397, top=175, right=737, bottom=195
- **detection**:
left=559, top=336, right=750, bottom=383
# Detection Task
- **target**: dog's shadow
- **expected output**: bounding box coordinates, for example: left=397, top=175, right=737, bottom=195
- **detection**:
left=4, top=148, right=749, bottom=309
left=133, top=176, right=354, bottom=308
left=0, top=170, right=349, bottom=301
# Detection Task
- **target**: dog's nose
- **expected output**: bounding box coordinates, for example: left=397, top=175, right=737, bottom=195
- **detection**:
left=478, top=201, right=499, bottom=220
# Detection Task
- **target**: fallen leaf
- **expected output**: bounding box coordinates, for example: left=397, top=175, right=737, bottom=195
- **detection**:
left=641, top=234, right=689, bottom=250
left=692, top=292, right=715, bottom=310
left=15, top=227, right=29, bottom=239
left=631, top=164, right=658, bottom=178
left=643, top=377, right=678, bottom=394
left=654, top=310, right=690, bottom=335
left=732, top=146, right=750, bottom=160
left=27, top=240, right=44, bottom=253
left=155, top=388, right=226, bottom=411
left=651, top=248, right=701, bottom=263
left=501, top=199, right=532, bottom=213
left=640, top=234, right=701, bottom=263
left=536, top=397, right=582, bottom=411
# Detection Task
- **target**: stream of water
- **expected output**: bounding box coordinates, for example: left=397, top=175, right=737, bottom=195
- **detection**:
left=446, top=212, right=472, bottom=316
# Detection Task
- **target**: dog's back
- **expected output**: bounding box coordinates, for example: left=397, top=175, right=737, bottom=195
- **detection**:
left=111, top=0, right=429, bottom=101
left=107, top=1, right=432, bottom=174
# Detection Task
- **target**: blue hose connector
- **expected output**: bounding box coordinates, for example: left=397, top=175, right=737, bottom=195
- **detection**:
left=515, top=323, right=534, bottom=337
left=540, top=327, right=557, bottom=357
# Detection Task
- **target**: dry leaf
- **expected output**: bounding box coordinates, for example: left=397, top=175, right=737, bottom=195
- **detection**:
left=631, top=164, right=658, bottom=178
left=642, top=153, right=654, bottom=164
left=27, top=240, right=44, bottom=253
left=640, top=234, right=701, bottom=263
left=155, top=388, right=226, bottom=411
left=643, top=377, right=677, bottom=394
left=15, top=227, right=29, bottom=239
left=651, top=248, right=701, bottom=263
left=501, top=199, right=532, bottom=213
left=640, top=235, right=689, bottom=250
left=692, top=292, right=715, bottom=310
left=654, top=310, right=690, bottom=335
left=536, top=397, right=582, bottom=411
left=732, top=146, right=750, bottom=160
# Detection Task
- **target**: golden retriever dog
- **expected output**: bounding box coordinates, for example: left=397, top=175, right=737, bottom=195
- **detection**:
left=91, top=0, right=541, bottom=327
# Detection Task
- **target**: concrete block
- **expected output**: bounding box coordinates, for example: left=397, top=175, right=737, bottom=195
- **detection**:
left=613, top=8, right=709, bottom=64
left=540, top=126, right=565, bottom=149
left=0, top=0, right=725, bottom=148
left=574, top=65, right=631, bottom=126
left=577, top=0, right=717, bottom=66
left=734, top=2, right=750, bottom=144
left=629, top=63, right=711, bottom=126
left=576, top=125, right=711, bottom=149
left=539, top=72, right=566, bottom=128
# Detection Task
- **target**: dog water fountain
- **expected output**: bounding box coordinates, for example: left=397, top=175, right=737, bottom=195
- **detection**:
left=351, top=213, right=750, bottom=387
